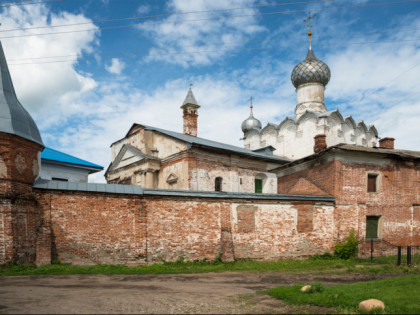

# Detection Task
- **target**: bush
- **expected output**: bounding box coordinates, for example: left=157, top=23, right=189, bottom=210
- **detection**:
left=310, top=252, right=335, bottom=260
left=334, top=228, right=359, bottom=259
left=305, top=282, right=324, bottom=294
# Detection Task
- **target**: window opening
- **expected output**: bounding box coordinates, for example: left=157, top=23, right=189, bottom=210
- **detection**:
left=215, top=177, right=223, bottom=192
left=255, top=179, right=263, bottom=193
left=367, top=174, right=378, bottom=192
left=52, top=177, right=68, bottom=182
left=366, top=216, right=380, bottom=239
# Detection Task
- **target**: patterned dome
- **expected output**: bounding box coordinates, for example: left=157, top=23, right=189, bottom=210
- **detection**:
left=241, top=111, right=262, bottom=134
left=291, top=48, right=330, bottom=88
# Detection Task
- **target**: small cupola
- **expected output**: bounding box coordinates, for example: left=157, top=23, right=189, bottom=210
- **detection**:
left=241, top=97, right=262, bottom=135
left=181, top=84, right=200, bottom=137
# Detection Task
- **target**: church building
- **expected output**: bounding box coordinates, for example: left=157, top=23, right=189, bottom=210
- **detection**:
left=0, top=19, right=419, bottom=266
left=242, top=25, right=378, bottom=160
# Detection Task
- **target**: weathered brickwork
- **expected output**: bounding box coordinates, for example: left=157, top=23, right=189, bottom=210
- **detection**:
left=276, top=151, right=420, bottom=255
left=34, top=191, right=147, bottom=266
left=2, top=189, right=334, bottom=265
left=231, top=201, right=336, bottom=260
left=0, top=133, right=43, bottom=264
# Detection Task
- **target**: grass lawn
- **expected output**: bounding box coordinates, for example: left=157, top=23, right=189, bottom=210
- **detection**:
left=265, top=275, right=420, bottom=314
left=0, top=254, right=419, bottom=276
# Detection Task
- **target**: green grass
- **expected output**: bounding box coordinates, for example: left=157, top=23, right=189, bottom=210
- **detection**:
left=265, top=275, right=420, bottom=314
left=0, top=254, right=419, bottom=276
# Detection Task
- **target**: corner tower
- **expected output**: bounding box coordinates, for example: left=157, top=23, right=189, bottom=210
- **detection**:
left=291, top=12, right=330, bottom=119
left=0, top=41, right=45, bottom=265
left=181, top=84, right=200, bottom=137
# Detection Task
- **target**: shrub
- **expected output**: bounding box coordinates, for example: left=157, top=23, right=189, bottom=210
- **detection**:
left=310, top=252, right=334, bottom=260
left=305, top=282, right=324, bottom=293
left=334, top=228, right=359, bottom=259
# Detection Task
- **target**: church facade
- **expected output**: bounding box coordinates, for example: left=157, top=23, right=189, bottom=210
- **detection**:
left=105, top=89, right=288, bottom=194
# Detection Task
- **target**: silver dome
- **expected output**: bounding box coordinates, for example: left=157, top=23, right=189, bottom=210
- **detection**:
left=241, top=111, right=262, bottom=134
left=291, top=48, right=330, bottom=88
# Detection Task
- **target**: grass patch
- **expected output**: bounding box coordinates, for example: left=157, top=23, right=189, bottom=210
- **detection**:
left=265, top=275, right=420, bottom=314
left=0, top=255, right=419, bottom=277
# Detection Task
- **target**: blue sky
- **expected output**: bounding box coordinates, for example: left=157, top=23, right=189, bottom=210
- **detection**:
left=1, top=0, right=419, bottom=182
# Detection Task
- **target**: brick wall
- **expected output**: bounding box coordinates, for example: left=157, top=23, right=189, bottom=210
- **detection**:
left=276, top=151, right=420, bottom=255
left=34, top=190, right=146, bottom=266
left=23, top=189, right=337, bottom=265
left=0, top=133, right=44, bottom=265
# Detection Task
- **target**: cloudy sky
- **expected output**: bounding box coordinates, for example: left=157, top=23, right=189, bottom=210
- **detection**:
left=1, top=0, right=419, bottom=182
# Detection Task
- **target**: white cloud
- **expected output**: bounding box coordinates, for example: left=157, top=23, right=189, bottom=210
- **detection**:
left=137, top=0, right=266, bottom=66
left=0, top=4, right=99, bottom=120
left=137, top=4, right=151, bottom=14
left=105, top=58, right=125, bottom=74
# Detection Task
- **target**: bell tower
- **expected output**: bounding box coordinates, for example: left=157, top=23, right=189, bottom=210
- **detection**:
left=181, top=84, right=200, bottom=137
left=0, top=41, right=45, bottom=264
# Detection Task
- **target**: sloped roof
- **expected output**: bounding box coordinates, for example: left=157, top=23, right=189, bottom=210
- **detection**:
left=124, top=124, right=290, bottom=163
left=32, top=178, right=335, bottom=201
left=273, top=143, right=420, bottom=171
left=336, top=144, right=420, bottom=159
left=41, top=147, right=103, bottom=170
left=182, top=88, right=199, bottom=106
left=0, top=41, right=43, bottom=146
left=106, top=144, right=160, bottom=174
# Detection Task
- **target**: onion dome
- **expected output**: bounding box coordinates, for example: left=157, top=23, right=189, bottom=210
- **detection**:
left=291, top=48, right=331, bottom=88
left=241, top=103, right=262, bottom=134
left=0, top=41, right=43, bottom=146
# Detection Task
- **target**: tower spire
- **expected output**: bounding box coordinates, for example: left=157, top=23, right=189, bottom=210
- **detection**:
left=304, top=11, right=316, bottom=50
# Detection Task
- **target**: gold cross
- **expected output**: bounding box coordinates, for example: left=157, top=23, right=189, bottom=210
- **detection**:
left=304, top=11, right=316, bottom=35
left=304, top=11, right=316, bottom=48
left=250, top=96, right=254, bottom=111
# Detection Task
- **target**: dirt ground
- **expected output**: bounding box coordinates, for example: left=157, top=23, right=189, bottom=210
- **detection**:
left=0, top=272, right=393, bottom=314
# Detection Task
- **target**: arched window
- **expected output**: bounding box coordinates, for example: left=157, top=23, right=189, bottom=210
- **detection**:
left=215, top=177, right=223, bottom=192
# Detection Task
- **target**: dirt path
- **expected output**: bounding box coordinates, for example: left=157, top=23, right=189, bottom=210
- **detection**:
left=0, top=272, right=392, bottom=314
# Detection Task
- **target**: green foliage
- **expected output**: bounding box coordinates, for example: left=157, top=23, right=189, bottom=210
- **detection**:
left=51, top=259, right=62, bottom=265
left=310, top=252, right=335, bottom=260
left=266, top=275, right=420, bottom=314
left=305, top=282, right=324, bottom=294
left=1, top=254, right=419, bottom=277
left=334, top=228, right=359, bottom=259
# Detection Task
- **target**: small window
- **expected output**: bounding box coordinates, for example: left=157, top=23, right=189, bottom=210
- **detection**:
left=366, top=216, right=381, bottom=239
left=367, top=174, right=378, bottom=192
left=255, top=179, right=263, bottom=193
left=215, top=177, right=223, bottom=192
left=52, top=177, right=68, bottom=182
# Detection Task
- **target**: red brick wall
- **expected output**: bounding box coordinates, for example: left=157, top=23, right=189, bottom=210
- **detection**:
left=25, top=189, right=336, bottom=265
left=0, top=133, right=43, bottom=264
left=232, top=201, right=336, bottom=260
left=35, top=191, right=147, bottom=266
left=277, top=160, right=338, bottom=196
left=144, top=197, right=223, bottom=262
left=277, top=155, right=420, bottom=253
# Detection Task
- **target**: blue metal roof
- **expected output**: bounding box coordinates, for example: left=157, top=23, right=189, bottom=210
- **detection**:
left=41, top=147, right=103, bottom=170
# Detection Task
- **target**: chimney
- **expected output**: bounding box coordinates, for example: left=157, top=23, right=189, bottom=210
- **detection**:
left=379, top=137, right=395, bottom=149
left=314, top=134, right=327, bottom=153
left=181, top=85, right=200, bottom=137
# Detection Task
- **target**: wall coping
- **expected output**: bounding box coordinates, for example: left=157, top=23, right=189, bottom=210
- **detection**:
left=33, top=179, right=335, bottom=202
